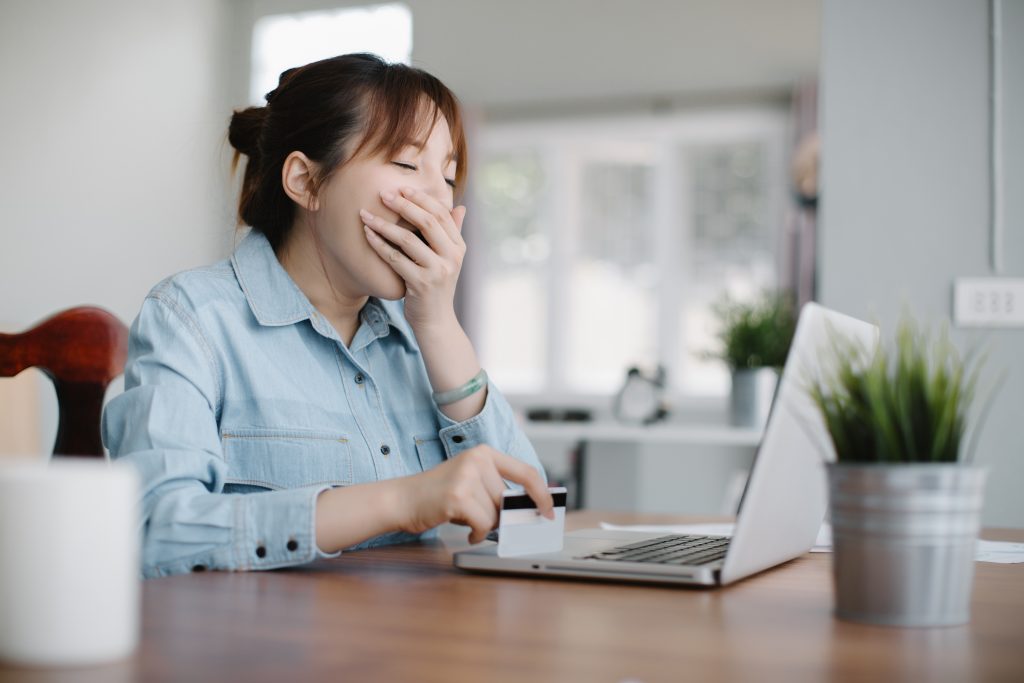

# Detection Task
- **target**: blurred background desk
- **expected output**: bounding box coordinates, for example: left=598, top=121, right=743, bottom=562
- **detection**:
left=524, top=420, right=763, bottom=514
left=5, top=511, right=1018, bottom=683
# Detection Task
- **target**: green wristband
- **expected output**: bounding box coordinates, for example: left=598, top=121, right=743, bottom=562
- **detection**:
left=432, top=369, right=488, bottom=406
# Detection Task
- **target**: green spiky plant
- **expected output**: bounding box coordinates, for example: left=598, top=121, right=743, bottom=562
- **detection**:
left=808, top=318, right=995, bottom=464
left=710, top=291, right=797, bottom=370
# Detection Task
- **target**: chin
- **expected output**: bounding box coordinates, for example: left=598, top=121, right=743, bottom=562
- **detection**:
left=369, top=268, right=407, bottom=301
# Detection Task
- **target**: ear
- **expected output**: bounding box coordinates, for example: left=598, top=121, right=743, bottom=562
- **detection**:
left=281, top=151, right=320, bottom=211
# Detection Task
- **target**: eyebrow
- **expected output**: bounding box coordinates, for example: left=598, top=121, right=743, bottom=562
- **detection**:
left=402, top=139, right=458, bottom=165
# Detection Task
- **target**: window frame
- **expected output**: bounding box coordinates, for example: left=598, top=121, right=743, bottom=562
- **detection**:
left=469, top=107, right=790, bottom=412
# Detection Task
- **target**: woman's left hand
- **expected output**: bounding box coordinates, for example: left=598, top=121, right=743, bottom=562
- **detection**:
left=360, top=186, right=467, bottom=333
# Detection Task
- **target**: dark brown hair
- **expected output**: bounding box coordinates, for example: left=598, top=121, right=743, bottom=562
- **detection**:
left=228, top=53, right=468, bottom=250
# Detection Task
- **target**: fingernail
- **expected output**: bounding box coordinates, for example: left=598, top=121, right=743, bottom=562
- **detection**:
left=380, top=191, right=396, bottom=202
left=359, top=208, right=374, bottom=220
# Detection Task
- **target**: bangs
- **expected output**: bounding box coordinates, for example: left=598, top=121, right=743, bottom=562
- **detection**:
left=348, top=66, right=468, bottom=192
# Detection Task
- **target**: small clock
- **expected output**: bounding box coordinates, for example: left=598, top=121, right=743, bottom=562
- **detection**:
left=613, top=365, right=670, bottom=425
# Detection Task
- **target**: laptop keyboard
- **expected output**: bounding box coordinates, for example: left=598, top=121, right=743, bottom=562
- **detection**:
left=577, top=534, right=731, bottom=566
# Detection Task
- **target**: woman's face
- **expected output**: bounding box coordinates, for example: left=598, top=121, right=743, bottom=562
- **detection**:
left=308, top=111, right=458, bottom=301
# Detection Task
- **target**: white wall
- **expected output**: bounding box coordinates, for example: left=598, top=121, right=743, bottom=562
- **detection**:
left=0, top=0, right=236, bottom=330
left=0, top=0, right=238, bottom=451
left=412, top=0, right=820, bottom=110
left=819, top=0, right=1024, bottom=527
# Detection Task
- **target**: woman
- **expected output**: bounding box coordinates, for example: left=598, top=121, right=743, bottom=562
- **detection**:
left=102, top=53, right=554, bottom=578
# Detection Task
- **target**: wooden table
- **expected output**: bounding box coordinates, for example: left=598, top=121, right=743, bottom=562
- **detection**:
left=2, top=511, right=1022, bottom=682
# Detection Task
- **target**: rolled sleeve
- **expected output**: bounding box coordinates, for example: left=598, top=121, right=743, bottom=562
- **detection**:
left=433, top=382, right=547, bottom=486
left=102, top=292, right=335, bottom=578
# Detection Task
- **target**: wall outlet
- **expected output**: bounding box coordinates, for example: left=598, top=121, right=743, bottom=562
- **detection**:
left=953, top=278, right=1024, bottom=327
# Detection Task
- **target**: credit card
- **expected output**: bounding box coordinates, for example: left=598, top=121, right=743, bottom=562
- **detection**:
left=496, top=486, right=567, bottom=558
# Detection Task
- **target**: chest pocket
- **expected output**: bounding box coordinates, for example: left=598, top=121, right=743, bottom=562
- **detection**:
left=221, top=428, right=353, bottom=490
left=413, top=433, right=447, bottom=473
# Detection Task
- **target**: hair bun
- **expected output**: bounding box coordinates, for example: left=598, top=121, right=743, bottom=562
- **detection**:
left=228, top=106, right=268, bottom=159
left=265, top=66, right=301, bottom=104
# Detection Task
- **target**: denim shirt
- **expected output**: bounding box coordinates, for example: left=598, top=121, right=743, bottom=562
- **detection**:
left=102, top=229, right=545, bottom=578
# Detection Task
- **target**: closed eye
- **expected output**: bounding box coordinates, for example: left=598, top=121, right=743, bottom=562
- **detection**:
left=392, top=161, right=456, bottom=190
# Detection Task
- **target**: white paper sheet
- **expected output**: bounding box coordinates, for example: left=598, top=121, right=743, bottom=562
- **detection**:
left=598, top=522, right=1024, bottom=563
left=974, top=540, right=1024, bottom=564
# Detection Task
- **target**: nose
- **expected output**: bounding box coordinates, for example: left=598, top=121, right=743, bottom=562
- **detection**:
left=414, top=168, right=454, bottom=210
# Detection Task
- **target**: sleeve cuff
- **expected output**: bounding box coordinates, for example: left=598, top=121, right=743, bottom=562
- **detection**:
left=234, top=485, right=340, bottom=569
left=311, top=486, right=343, bottom=559
left=432, top=384, right=546, bottom=491
left=434, top=386, right=510, bottom=459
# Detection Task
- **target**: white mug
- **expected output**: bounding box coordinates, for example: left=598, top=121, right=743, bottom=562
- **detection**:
left=0, top=458, right=140, bottom=667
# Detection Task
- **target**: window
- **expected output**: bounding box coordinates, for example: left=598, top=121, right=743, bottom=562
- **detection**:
left=474, top=151, right=549, bottom=392
left=471, top=110, right=787, bottom=399
left=568, top=152, right=658, bottom=394
left=250, top=3, right=412, bottom=105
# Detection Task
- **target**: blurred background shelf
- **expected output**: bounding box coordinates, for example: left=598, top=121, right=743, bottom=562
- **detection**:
left=522, top=420, right=763, bottom=447
left=521, top=418, right=763, bottom=515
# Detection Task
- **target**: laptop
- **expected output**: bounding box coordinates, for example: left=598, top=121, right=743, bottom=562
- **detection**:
left=454, top=303, right=878, bottom=586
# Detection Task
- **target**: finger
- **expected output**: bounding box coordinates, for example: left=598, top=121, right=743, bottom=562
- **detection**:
left=471, top=484, right=499, bottom=529
left=460, top=457, right=501, bottom=524
left=397, top=187, right=464, bottom=247
left=381, top=189, right=460, bottom=255
left=451, top=205, right=467, bottom=235
left=363, top=224, right=421, bottom=280
left=478, top=457, right=507, bottom=509
left=490, top=452, right=555, bottom=520
left=361, top=209, right=436, bottom=267
left=460, top=497, right=497, bottom=545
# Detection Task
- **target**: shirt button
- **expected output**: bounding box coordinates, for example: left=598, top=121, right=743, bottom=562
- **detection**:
left=354, top=373, right=365, bottom=384
left=255, top=545, right=267, bottom=559
left=286, top=539, right=299, bottom=552
left=380, top=444, right=391, bottom=456
left=452, top=435, right=465, bottom=444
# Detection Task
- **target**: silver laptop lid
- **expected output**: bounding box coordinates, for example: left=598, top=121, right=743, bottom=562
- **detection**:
left=719, top=303, right=878, bottom=584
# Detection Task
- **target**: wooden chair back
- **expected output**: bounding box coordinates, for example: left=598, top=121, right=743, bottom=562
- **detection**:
left=0, top=307, right=128, bottom=457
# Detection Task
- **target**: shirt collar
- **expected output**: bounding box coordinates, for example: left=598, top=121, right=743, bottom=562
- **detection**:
left=230, top=229, right=417, bottom=349
left=357, top=298, right=418, bottom=351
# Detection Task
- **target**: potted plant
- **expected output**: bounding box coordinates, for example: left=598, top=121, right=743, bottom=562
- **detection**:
left=709, top=290, right=796, bottom=428
left=808, top=318, right=996, bottom=627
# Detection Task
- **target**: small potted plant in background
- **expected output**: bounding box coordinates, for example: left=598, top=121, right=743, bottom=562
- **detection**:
left=709, top=290, right=797, bottom=429
left=809, top=317, right=996, bottom=627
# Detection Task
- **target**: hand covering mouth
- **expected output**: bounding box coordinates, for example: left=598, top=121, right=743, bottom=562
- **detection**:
left=384, top=219, right=430, bottom=249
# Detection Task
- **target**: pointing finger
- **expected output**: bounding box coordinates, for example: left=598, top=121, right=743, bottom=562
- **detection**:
left=490, top=451, right=554, bottom=520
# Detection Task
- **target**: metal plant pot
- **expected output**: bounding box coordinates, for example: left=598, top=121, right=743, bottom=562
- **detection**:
left=826, top=463, right=987, bottom=627
left=729, top=367, right=779, bottom=429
